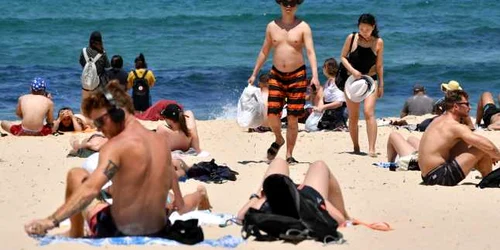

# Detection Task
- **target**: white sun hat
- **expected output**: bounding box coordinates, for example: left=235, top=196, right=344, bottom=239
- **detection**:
left=344, top=75, right=376, bottom=103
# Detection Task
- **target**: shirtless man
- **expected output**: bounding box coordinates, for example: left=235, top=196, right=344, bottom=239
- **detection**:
left=24, top=80, right=190, bottom=238
left=475, top=91, right=500, bottom=130
left=1, top=78, right=54, bottom=136
left=419, top=90, right=500, bottom=186
left=247, top=0, right=320, bottom=165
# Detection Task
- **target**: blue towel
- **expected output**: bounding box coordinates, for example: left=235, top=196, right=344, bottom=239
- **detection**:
left=372, top=162, right=397, bottom=169
left=35, top=235, right=244, bottom=248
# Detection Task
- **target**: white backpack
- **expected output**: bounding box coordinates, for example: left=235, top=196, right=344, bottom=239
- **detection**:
left=81, top=48, right=102, bottom=91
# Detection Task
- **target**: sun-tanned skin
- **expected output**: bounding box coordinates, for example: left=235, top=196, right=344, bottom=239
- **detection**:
left=419, top=92, right=500, bottom=185
left=475, top=92, right=500, bottom=130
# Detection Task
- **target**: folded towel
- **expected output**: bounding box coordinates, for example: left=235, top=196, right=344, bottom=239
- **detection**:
left=169, top=210, right=235, bottom=226
left=372, top=162, right=397, bottom=169
left=35, top=235, right=244, bottom=248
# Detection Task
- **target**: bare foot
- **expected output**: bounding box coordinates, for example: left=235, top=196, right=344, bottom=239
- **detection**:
left=369, top=152, right=378, bottom=158
left=196, top=185, right=212, bottom=211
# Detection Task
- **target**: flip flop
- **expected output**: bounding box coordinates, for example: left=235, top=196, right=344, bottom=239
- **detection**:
left=286, top=157, right=299, bottom=165
left=267, top=142, right=284, bottom=160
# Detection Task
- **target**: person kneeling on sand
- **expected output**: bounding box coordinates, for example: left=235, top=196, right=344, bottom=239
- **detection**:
left=156, top=103, right=205, bottom=155
left=24, top=80, right=201, bottom=238
left=475, top=91, right=500, bottom=130
left=236, top=157, right=350, bottom=225
left=419, top=90, right=500, bottom=186
left=1, top=77, right=54, bottom=136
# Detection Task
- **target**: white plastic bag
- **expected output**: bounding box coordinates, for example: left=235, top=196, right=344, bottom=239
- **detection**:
left=304, top=111, right=323, bottom=132
left=237, top=85, right=265, bottom=128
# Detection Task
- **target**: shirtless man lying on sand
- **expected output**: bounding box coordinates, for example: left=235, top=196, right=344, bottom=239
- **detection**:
left=419, top=90, right=500, bottom=186
left=24, top=80, right=209, bottom=238
left=1, top=78, right=54, bottom=136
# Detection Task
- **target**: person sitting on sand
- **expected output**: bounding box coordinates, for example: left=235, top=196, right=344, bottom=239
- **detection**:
left=156, top=103, right=203, bottom=155
left=475, top=91, right=500, bottom=130
left=52, top=107, right=83, bottom=133
left=400, top=84, right=434, bottom=118
left=1, top=78, right=54, bottom=136
left=418, top=90, right=500, bottom=186
left=236, top=157, right=350, bottom=225
left=24, top=80, right=195, bottom=238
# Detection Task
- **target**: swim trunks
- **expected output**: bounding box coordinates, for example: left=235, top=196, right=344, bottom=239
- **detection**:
left=483, top=103, right=500, bottom=126
left=89, top=205, right=171, bottom=238
left=297, top=185, right=326, bottom=208
left=9, top=124, right=52, bottom=136
left=268, top=65, right=307, bottom=116
left=421, top=160, right=465, bottom=186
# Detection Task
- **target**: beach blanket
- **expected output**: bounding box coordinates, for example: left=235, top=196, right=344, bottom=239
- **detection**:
left=34, top=235, right=244, bottom=248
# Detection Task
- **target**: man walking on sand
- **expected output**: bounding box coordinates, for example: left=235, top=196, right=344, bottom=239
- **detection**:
left=1, top=78, right=54, bottom=136
left=419, top=90, right=500, bottom=186
left=248, top=0, right=320, bottom=165
left=24, top=80, right=197, bottom=238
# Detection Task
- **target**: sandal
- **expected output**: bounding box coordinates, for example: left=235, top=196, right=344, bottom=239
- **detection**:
left=286, top=157, right=299, bottom=165
left=267, top=142, right=284, bottom=160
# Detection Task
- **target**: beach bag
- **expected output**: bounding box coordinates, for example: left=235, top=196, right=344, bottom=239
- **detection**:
left=186, top=159, right=239, bottom=183
left=416, top=116, right=437, bottom=132
left=165, top=219, right=204, bottom=245
left=335, top=32, right=356, bottom=92
left=81, top=48, right=102, bottom=91
left=317, top=107, right=347, bottom=130
left=237, top=85, right=265, bottom=128
left=476, top=167, right=500, bottom=188
left=304, top=111, right=323, bottom=132
left=132, top=70, right=151, bottom=112
left=242, top=174, right=341, bottom=243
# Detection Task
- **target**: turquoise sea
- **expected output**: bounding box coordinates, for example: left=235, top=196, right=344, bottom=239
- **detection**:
left=1, top=0, right=499, bottom=120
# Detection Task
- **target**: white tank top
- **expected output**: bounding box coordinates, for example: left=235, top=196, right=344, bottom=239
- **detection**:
left=323, top=79, right=345, bottom=103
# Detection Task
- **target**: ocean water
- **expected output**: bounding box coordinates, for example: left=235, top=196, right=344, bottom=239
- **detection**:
left=1, top=0, right=499, bottom=120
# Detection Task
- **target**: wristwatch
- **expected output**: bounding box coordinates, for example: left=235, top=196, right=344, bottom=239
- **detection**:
left=249, top=193, right=260, bottom=200
left=48, top=216, right=60, bottom=228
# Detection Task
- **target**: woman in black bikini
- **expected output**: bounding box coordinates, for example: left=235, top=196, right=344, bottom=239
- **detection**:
left=340, top=13, right=385, bottom=157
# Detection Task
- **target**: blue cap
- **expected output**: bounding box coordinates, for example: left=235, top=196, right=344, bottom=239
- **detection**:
left=31, top=77, right=47, bottom=92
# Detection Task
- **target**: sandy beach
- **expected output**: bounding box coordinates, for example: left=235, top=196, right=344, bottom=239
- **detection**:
left=1, top=116, right=499, bottom=250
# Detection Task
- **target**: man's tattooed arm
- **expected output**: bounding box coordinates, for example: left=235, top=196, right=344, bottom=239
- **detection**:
left=104, top=160, right=120, bottom=180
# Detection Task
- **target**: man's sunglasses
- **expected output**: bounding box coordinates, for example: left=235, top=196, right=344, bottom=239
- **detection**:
left=280, top=0, right=298, bottom=7
left=456, top=102, right=470, bottom=107
left=93, top=112, right=109, bottom=129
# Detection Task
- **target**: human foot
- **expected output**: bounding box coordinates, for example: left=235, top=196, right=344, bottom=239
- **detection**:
left=266, top=138, right=285, bottom=161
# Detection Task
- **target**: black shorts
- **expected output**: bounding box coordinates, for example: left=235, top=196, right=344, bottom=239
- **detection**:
left=483, top=103, right=500, bottom=126
left=298, top=185, right=326, bottom=207
left=421, top=160, right=465, bottom=186
left=89, top=206, right=170, bottom=238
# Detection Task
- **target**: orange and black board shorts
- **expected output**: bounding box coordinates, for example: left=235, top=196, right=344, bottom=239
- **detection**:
left=268, top=65, right=307, bottom=116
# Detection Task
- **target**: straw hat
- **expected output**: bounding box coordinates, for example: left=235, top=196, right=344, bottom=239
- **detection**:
left=441, top=80, right=462, bottom=92
left=345, top=75, right=376, bottom=103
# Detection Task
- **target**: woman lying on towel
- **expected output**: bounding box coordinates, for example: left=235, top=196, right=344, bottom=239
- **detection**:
left=156, top=103, right=203, bottom=154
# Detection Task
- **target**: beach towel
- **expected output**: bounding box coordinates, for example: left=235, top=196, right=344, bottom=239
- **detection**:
left=172, top=148, right=210, bottom=158
left=135, top=100, right=182, bottom=121
left=67, top=148, right=97, bottom=158
left=169, top=210, right=235, bottom=226
left=34, top=235, right=244, bottom=248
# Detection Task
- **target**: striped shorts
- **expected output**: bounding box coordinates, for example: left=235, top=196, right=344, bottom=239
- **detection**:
left=268, top=65, right=307, bottom=116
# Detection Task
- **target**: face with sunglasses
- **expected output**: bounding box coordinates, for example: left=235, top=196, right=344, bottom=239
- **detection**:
left=90, top=108, right=122, bottom=138
left=278, top=0, right=300, bottom=8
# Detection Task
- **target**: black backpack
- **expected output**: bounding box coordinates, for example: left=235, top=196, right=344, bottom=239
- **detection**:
left=186, top=159, right=239, bottom=183
left=242, top=174, right=342, bottom=243
left=132, top=70, right=150, bottom=112
left=477, top=167, right=500, bottom=188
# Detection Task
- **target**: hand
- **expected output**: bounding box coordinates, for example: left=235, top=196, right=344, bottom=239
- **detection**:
left=24, top=218, right=56, bottom=236
left=313, top=106, right=323, bottom=112
left=247, top=75, right=256, bottom=86
left=352, top=70, right=362, bottom=79
left=377, top=85, right=384, bottom=98
left=310, top=77, right=320, bottom=90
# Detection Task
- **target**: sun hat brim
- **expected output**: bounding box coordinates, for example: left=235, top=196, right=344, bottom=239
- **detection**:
left=345, top=75, right=376, bottom=103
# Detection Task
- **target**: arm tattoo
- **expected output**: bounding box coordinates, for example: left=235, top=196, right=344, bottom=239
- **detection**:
left=103, top=160, right=120, bottom=180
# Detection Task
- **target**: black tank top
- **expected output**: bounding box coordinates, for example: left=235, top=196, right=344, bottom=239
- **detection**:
left=348, top=40, right=377, bottom=75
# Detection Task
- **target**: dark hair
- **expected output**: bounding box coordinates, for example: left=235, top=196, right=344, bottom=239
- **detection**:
left=323, top=58, right=339, bottom=77
left=161, top=104, right=190, bottom=137
left=135, top=53, right=148, bottom=69
left=88, top=31, right=103, bottom=52
left=81, top=80, right=135, bottom=118
left=259, top=73, right=269, bottom=84
left=57, top=107, right=73, bottom=118
left=111, top=55, right=123, bottom=69
left=358, top=13, right=379, bottom=38
left=444, top=90, right=469, bottom=111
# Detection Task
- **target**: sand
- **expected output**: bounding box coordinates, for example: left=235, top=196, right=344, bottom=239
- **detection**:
left=1, top=116, right=499, bottom=250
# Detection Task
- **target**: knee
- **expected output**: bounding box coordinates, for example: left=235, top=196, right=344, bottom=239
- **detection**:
left=309, top=160, right=329, bottom=172
left=364, top=110, right=375, bottom=119
left=67, top=168, right=89, bottom=183
left=271, top=157, right=287, bottom=166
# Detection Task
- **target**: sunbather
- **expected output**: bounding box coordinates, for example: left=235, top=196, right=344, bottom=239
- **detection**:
left=236, top=157, right=350, bottom=225
left=475, top=91, right=500, bottom=130
left=156, top=103, right=203, bottom=154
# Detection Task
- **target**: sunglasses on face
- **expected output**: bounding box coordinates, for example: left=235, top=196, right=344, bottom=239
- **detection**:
left=281, top=0, right=298, bottom=7
left=456, top=102, right=470, bottom=107
left=93, top=112, right=109, bottom=129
